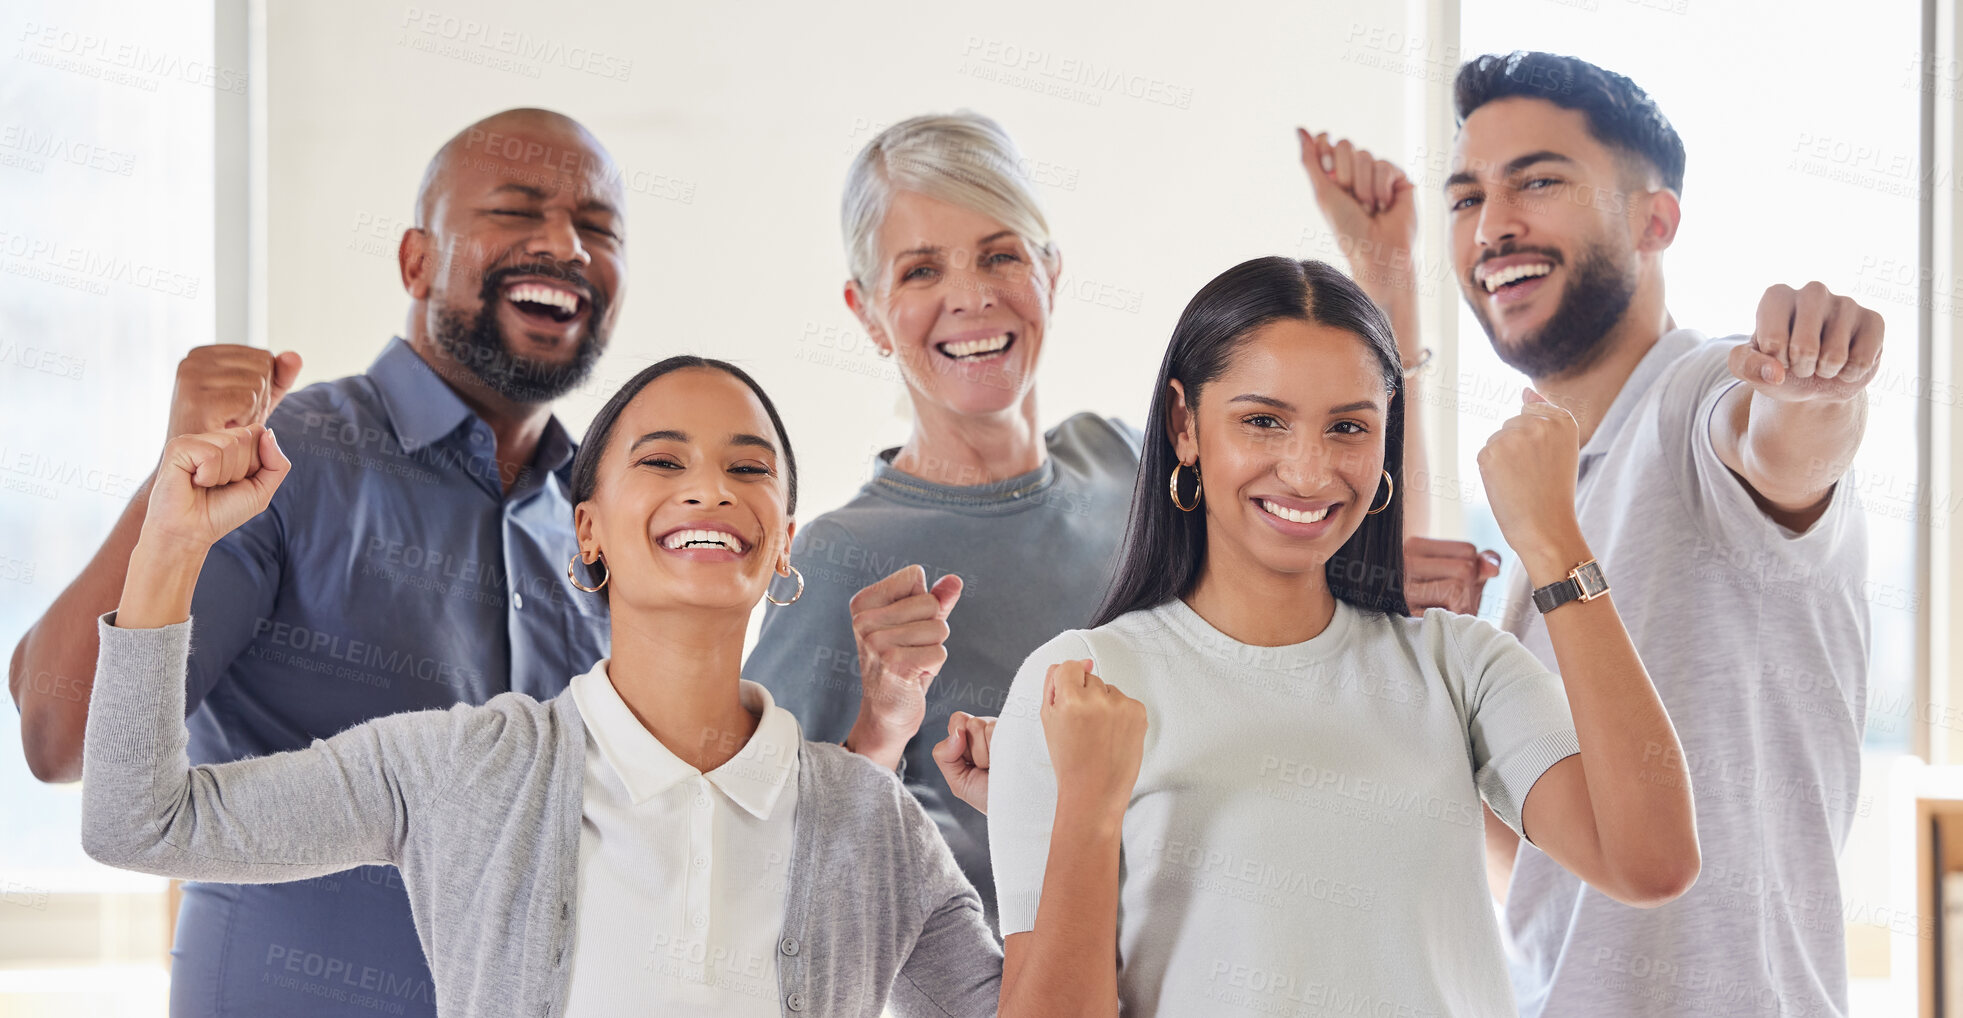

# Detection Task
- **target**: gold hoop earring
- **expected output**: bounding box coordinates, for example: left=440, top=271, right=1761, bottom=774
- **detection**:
left=567, top=553, right=608, bottom=593
left=1366, top=470, right=1395, bottom=515
left=1169, top=461, right=1202, bottom=512
left=766, top=565, right=804, bottom=606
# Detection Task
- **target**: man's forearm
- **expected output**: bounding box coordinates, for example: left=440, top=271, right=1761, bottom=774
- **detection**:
left=1730, top=387, right=1867, bottom=512
left=10, top=473, right=154, bottom=783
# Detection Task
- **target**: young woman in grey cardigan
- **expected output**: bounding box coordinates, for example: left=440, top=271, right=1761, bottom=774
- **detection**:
left=80, top=356, right=1125, bottom=1017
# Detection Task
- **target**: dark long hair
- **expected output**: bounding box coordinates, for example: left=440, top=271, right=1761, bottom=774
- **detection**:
left=566, top=356, right=799, bottom=600
left=1091, top=257, right=1408, bottom=627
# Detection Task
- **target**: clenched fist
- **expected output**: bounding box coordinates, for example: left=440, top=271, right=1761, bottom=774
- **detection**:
left=1728, top=282, right=1883, bottom=403
left=934, top=711, right=996, bottom=814
left=1476, top=389, right=1586, bottom=575
left=1403, top=537, right=1503, bottom=616
left=142, top=425, right=292, bottom=552
left=1042, top=658, right=1146, bottom=827
left=169, top=345, right=303, bottom=439
left=842, top=564, right=964, bottom=768
left=1298, top=128, right=1418, bottom=302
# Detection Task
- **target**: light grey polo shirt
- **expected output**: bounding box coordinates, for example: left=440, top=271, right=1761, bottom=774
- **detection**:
left=1497, top=329, right=1871, bottom=1018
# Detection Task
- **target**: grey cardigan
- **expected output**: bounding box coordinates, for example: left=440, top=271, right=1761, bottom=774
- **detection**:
left=80, top=616, right=1003, bottom=1017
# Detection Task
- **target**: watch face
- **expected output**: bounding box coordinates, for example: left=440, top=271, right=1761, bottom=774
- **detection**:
left=1574, top=562, right=1609, bottom=599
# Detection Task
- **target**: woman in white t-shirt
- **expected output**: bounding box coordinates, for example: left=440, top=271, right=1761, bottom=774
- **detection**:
left=983, top=256, right=1701, bottom=1017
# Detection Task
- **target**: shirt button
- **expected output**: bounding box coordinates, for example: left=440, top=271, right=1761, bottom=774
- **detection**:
left=779, top=937, right=799, bottom=957
left=513, top=592, right=524, bottom=610
left=691, top=913, right=707, bottom=930
left=786, top=991, right=806, bottom=1011
left=693, top=856, right=707, bottom=869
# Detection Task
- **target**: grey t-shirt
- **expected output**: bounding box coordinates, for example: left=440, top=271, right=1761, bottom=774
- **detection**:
left=745, top=412, right=1142, bottom=928
left=1496, top=329, right=1871, bottom=1017
left=990, top=599, right=1582, bottom=1017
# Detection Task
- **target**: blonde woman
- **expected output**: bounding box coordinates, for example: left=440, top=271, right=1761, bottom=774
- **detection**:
left=744, top=112, right=1143, bottom=924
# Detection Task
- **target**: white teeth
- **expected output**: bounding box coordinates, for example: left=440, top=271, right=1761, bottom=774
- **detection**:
left=1481, top=262, right=1553, bottom=293
left=1260, top=499, right=1330, bottom=524
left=504, top=283, right=580, bottom=313
left=939, top=333, right=1012, bottom=358
left=661, top=529, right=746, bottom=553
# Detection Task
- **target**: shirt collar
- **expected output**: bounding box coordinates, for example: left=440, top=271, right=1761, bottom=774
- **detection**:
left=366, top=337, right=576, bottom=476
left=1579, top=327, right=1708, bottom=462
left=366, top=338, right=476, bottom=454
left=570, top=660, right=800, bottom=819
left=535, top=416, right=576, bottom=476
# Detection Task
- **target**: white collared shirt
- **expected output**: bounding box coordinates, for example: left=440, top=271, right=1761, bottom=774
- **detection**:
left=561, top=660, right=800, bottom=1016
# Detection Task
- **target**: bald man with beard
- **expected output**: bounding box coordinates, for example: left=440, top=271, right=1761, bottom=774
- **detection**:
left=10, top=108, right=625, bottom=1017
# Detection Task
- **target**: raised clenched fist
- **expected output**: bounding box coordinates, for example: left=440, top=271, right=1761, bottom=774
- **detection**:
left=1041, top=658, right=1146, bottom=826
left=142, top=425, right=291, bottom=552
left=169, top=345, right=303, bottom=439
left=1476, top=389, right=1584, bottom=567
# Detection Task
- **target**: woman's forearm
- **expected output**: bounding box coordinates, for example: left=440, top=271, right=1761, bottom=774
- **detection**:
left=115, top=536, right=208, bottom=630
left=1361, top=281, right=1429, bottom=539
left=999, top=802, right=1125, bottom=1018
left=1524, top=538, right=1698, bottom=900
left=81, top=618, right=412, bottom=882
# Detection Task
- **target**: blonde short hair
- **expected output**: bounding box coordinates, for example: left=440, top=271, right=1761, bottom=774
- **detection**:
left=842, top=111, right=1056, bottom=290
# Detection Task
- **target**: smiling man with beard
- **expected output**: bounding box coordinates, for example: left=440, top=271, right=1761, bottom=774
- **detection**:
left=1440, top=54, right=1878, bottom=1018
left=10, top=107, right=624, bottom=1018
left=1306, top=48, right=1885, bottom=1017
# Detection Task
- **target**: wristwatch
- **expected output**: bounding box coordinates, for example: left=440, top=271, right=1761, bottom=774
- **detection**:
left=1532, top=559, right=1609, bottom=614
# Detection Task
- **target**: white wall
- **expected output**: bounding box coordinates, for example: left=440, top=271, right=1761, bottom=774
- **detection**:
left=261, top=0, right=1431, bottom=522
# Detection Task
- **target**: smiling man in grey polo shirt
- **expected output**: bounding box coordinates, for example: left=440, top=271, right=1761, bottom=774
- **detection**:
left=10, top=107, right=623, bottom=1017
left=1441, top=54, right=1878, bottom=1017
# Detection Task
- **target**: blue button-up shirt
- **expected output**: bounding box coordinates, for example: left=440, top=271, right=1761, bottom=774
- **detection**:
left=170, top=337, right=610, bottom=1018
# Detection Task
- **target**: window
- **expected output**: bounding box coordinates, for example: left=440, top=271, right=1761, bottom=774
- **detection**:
left=1453, top=2, right=1924, bottom=755
left=0, top=0, right=219, bottom=1011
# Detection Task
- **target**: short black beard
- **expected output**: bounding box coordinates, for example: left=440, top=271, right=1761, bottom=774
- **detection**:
left=1470, top=241, right=1636, bottom=381
left=433, top=266, right=607, bottom=405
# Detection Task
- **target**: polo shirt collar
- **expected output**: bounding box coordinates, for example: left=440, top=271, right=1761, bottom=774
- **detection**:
left=1578, top=327, right=1707, bottom=463
left=570, top=660, right=800, bottom=820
